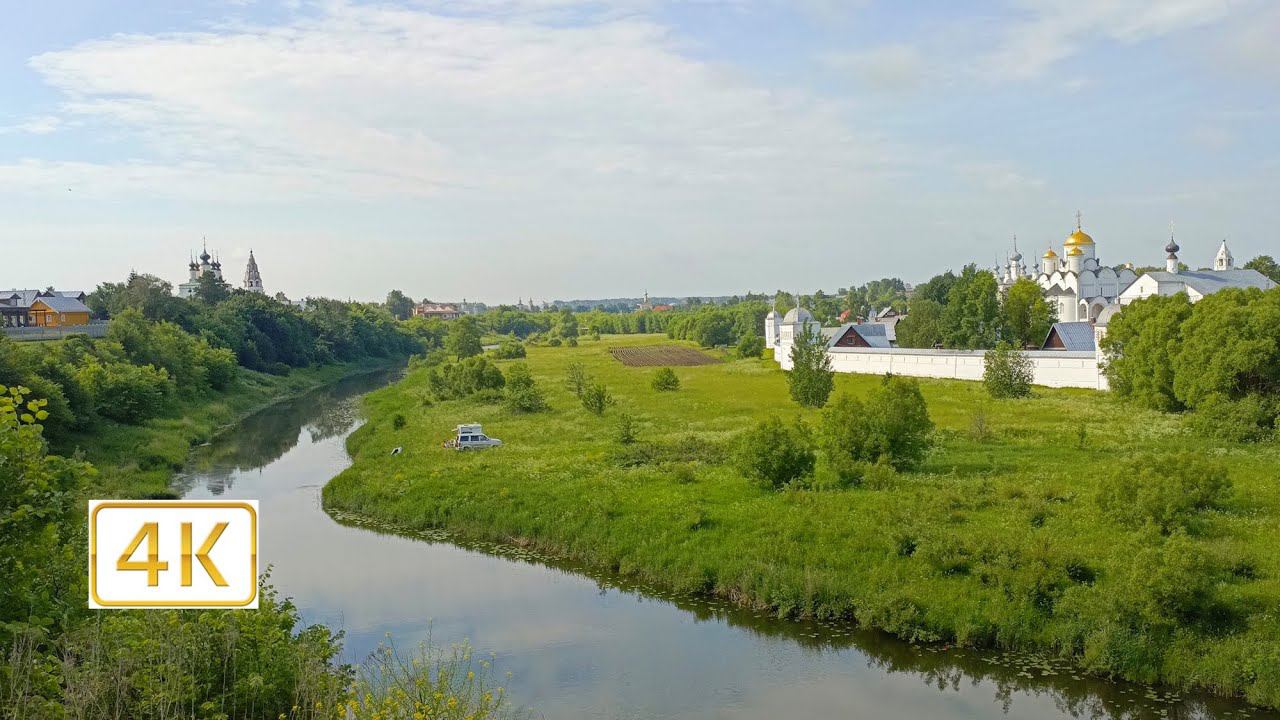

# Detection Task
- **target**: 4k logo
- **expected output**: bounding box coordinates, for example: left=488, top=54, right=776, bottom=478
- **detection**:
left=89, top=501, right=258, bottom=608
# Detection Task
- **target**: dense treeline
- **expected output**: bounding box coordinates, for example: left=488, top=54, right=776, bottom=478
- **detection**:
left=895, top=266, right=1053, bottom=350
left=1102, top=286, right=1280, bottom=441
left=0, top=274, right=422, bottom=440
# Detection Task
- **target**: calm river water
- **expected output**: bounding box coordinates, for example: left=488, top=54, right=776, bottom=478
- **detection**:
left=174, top=371, right=1271, bottom=720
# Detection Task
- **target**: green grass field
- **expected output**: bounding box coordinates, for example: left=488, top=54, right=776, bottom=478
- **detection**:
left=324, top=334, right=1280, bottom=707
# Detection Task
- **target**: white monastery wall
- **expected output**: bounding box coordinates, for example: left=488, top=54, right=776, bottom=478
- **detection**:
left=776, top=345, right=1107, bottom=390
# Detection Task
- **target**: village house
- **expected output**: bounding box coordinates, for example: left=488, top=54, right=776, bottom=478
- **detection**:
left=413, top=302, right=461, bottom=320
left=1, top=289, right=91, bottom=328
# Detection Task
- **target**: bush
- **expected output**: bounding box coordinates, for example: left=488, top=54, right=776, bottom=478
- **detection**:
left=427, top=356, right=505, bottom=400
left=820, top=377, right=933, bottom=477
left=1097, top=453, right=1232, bottom=534
left=547, top=337, right=562, bottom=347
left=651, top=367, right=680, bottom=392
left=581, top=382, right=614, bottom=415
left=1187, top=393, right=1277, bottom=443
left=983, top=341, right=1033, bottom=399
left=737, top=333, right=765, bottom=359
left=502, top=363, right=548, bottom=413
left=490, top=337, right=526, bottom=359
left=615, top=412, right=638, bottom=444
left=734, top=416, right=815, bottom=490
left=787, top=326, right=833, bottom=408
left=392, top=413, right=407, bottom=430
left=76, top=360, right=173, bottom=424
left=565, top=362, right=588, bottom=397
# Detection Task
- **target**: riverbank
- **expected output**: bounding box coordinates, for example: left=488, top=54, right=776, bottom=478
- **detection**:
left=60, top=358, right=402, bottom=499
left=324, top=334, right=1280, bottom=709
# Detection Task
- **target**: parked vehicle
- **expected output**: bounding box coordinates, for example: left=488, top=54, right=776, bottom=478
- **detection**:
left=443, top=423, right=503, bottom=450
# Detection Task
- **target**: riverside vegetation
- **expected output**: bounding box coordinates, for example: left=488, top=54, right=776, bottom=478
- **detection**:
left=326, top=332, right=1280, bottom=709
left=0, top=276, right=517, bottom=719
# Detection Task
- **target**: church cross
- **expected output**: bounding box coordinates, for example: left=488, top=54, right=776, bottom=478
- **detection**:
left=1075, top=210, right=1082, bottom=230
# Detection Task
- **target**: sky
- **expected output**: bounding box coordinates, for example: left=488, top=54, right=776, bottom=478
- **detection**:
left=1, top=0, right=1278, bottom=303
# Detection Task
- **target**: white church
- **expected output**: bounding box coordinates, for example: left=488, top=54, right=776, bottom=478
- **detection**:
left=178, top=243, right=266, bottom=298
left=767, top=217, right=1275, bottom=391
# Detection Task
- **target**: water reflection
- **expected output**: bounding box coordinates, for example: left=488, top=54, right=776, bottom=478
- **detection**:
left=174, top=371, right=1273, bottom=720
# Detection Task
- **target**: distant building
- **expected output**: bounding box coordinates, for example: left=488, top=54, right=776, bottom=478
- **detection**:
left=1, top=289, right=90, bottom=328
left=178, top=242, right=225, bottom=299
left=1117, top=238, right=1274, bottom=305
left=1041, top=321, right=1095, bottom=352
left=413, top=302, right=461, bottom=320
left=27, top=295, right=92, bottom=327
left=243, top=250, right=265, bottom=294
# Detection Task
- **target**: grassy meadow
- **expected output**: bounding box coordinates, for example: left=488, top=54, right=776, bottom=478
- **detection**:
left=323, top=334, right=1280, bottom=707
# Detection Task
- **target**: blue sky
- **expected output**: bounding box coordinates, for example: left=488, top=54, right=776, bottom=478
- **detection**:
left=2, top=0, right=1277, bottom=302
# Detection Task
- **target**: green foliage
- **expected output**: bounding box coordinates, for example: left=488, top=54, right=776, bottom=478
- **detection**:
left=1097, top=454, right=1232, bottom=534
left=490, top=337, right=527, bottom=359
left=502, top=363, right=548, bottom=413
left=385, top=289, right=415, bottom=320
left=428, top=356, right=505, bottom=400
left=736, top=333, right=765, bottom=358
left=842, top=278, right=908, bottom=324
left=1002, top=277, right=1055, bottom=348
left=983, top=341, right=1034, bottom=399
left=894, top=297, right=944, bottom=349
left=1100, top=293, right=1193, bottom=411
left=692, top=312, right=735, bottom=347
left=786, top=326, right=833, bottom=408
left=393, top=413, right=407, bottom=430
left=556, top=308, right=580, bottom=340
left=445, top=316, right=484, bottom=359
left=1244, top=255, right=1280, bottom=283
left=734, top=416, right=815, bottom=490
left=651, top=367, right=680, bottom=392
left=581, top=382, right=614, bottom=415
left=193, top=271, right=231, bottom=304
left=862, top=376, right=933, bottom=471
left=943, top=264, right=1002, bottom=349
left=912, top=270, right=958, bottom=305
left=565, top=362, right=589, bottom=397
left=348, top=640, right=514, bottom=720
left=615, top=412, right=638, bottom=444
left=75, top=359, right=173, bottom=424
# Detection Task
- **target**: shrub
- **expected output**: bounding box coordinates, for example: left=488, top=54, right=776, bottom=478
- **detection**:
left=502, top=363, right=548, bottom=413
left=565, top=362, right=589, bottom=397
left=737, top=333, right=765, bottom=359
left=820, top=377, right=933, bottom=476
left=581, top=382, right=614, bottom=416
left=490, top=337, right=526, bottom=359
left=427, top=356, right=505, bottom=400
left=1097, top=453, right=1232, bottom=534
left=983, top=341, right=1033, bottom=399
left=547, top=337, right=562, bottom=347
left=734, top=416, right=815, bottom=490
left=787, top=326, right=833, bottom=408
left=76, top=360, right=173, bottom=424
left=1187, top=393, right=1277, bottom=443
left=651, top=367, right=680, bottom=392
left=392, top=413, right=406, bottom=430
left=615, top=412, right=638, bottom=444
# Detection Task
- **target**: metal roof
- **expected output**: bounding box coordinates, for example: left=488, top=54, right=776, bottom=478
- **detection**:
left=32, top=295, right=92, bottom=313
left=827, top=322, right=892, bottom=349
left=1042, top=321, right=1095, bottom=351
left=1137, top=269, right=1274, bottom=296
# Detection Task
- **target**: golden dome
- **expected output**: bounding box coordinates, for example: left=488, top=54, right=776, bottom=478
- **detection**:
left=1065, top=228, right=1094, bottom=246
left=1042, top=248, right=1058, bottom=258
left=1066, top=246, right=1084, bottom=256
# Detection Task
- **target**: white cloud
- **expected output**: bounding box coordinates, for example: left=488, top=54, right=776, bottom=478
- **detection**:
left=8, top=1, right=895, bottom=204
left=982, top=0, right=1239, bottom=80
left=820, top=44, right=930, bottom=93
left=0, top=115, right=62, bottom=135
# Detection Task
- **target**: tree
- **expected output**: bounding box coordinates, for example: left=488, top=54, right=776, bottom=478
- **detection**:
left=692, top=312, right=735, bottom=347
left=737, top=333, right=765, bottom=358
left=913, top=271, right=958, bottom=305
left=818, top=394, right=873, bottom=484
left=490, top=337, right=526, bottom=359
left=502, top=363, right=547, bottom=413
left=734, top=416, right=815, bottom=490
left=860, top=375, right=934, bottom=471
left=984, top=341, right=1034, bottom=399
left=565, top=362, right=589, bottom=397
left=194, top=272, right=231, bottom=305
left=581, top=382, right=613, bottom=415
left=556, top=308, right=579, bottom=340
left=787, top=325, right=834, bottom=408
left=444, top=316, right=483, bottom=358
left=427, top=356, right=504, bottom=399
left=1002, top=278, right=1055, bottom=348
left=385, top=290, right=415, bottom=320
left=942, top=265, right=1001, bottom=349
left=651, top=367, right=680, bottom=392
left=894, top=298, right=945, bottom=349
left=1100, top=293, right=1194, bottom=411
left=1244, top=255, right=1280, bottom=283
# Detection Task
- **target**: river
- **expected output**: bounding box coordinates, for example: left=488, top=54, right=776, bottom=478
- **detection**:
left=173, top=370, right=1270, bottom=720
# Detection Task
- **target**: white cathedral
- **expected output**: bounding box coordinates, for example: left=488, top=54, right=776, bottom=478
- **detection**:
left=178, top=243, right=266, bottom=298
left=996, top=214, right=1136, bottom=322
